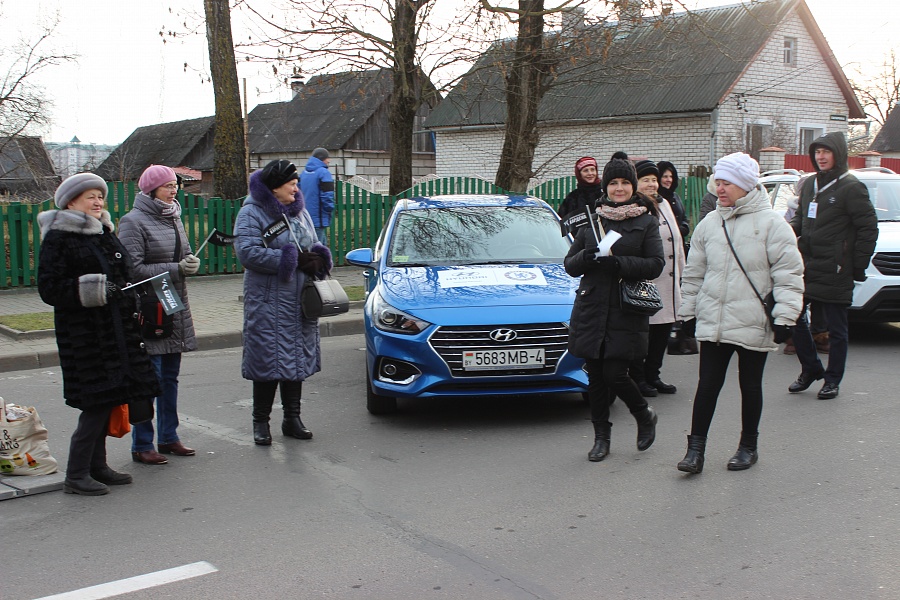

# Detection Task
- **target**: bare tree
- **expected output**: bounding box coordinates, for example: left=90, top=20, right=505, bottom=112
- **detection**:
left=851, top=49, right=900, bottom=127
left=239, top=0, right=475, bottom=195
left=204, top=0, right=248, bottom=200
left=0, top=15, right=73, bottom=153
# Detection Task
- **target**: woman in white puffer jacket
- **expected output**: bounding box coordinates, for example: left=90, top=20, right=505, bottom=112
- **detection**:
left=676, top=153, right=804, bottom=474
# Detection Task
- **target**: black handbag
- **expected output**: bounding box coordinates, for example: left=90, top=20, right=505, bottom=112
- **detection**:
left=619, top=279, right=663, bottom=316
left=667, top=321, right=699, bottom=355
left=138, top=294, right=175, bottom=339
left=721, top=220, right=776, bottom=327
left=301, top=276, right=350, bottom=318
left=128, top=398, right=154, bottom=425
left=137, top=217, right=180, bottom=339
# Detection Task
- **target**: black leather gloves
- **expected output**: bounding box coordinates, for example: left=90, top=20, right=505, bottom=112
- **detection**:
left=592, top=255, right=619, bottom=272
left=773, top=324, right=792, bottom=344
left=297, top=251, right=326, bottom=276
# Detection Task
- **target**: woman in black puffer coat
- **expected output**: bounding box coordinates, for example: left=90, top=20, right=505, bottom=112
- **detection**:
left=38, top=173, right=160, bottom=496
left=565, top=154, right=665, bottom=463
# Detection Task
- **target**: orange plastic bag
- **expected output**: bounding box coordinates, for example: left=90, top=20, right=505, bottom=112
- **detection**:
left=107, top=404, right=131, bottom=438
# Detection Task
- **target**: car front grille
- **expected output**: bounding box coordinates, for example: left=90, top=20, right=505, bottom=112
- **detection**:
left=872, top=253, right=900, bottom=276
left=429, top=323, right=569, bottom=377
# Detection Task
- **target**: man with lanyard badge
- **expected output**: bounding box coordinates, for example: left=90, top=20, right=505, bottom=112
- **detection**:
left=787, top=132, right=877, bottom=399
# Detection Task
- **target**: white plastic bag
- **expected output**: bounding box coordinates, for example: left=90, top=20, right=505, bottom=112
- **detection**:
left=0, top=396, right=59, bottom=476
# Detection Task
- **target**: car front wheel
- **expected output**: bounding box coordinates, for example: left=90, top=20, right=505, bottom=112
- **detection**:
left=367, top=371, right=398, bottom=415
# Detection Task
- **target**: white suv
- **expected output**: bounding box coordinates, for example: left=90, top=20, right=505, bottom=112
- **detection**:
left=759, top=167, right=900, bottom=322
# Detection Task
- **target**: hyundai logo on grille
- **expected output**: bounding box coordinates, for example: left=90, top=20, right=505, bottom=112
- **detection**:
left=489, top=328, right=518, bottom=342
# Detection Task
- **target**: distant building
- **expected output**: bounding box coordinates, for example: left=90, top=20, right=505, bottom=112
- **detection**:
left=869, top=104, right=900, bottom=158
left=45, top=137, right=116, bottom=178
left=0, top=136, right=61, bottom=202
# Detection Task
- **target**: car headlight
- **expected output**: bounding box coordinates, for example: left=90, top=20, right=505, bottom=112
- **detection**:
left=371, top=290, right=431, bottom=335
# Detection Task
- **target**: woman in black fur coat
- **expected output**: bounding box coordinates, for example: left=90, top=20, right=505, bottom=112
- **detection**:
left=38, top=173, right=160, bottom=496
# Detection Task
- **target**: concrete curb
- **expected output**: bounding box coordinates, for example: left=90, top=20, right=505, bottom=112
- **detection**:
left=0, top=314, right=366, bottom=372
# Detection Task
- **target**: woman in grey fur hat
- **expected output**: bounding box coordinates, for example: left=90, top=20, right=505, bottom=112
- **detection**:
left=38, top=173, right=160, bottom=496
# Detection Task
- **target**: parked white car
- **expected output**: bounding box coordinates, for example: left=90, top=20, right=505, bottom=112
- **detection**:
left=760, top=167, right=900, bottom=322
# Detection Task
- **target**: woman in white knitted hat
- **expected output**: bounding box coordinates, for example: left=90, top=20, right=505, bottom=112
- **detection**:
left=676, top=152, right=804, bottom=474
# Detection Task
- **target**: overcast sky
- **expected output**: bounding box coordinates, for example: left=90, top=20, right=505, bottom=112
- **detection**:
left=5, top=0, right=898, bottom=145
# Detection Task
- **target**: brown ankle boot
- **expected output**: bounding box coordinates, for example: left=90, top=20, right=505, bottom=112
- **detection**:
left=813, top=332, right=830, bottom=354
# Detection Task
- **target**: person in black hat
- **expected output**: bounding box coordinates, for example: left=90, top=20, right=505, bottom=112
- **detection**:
left=629, top=159, right=686, bottom=397
left=564, top=152, right=664, bottom=463
left=234, top=160, right=333, bottom=445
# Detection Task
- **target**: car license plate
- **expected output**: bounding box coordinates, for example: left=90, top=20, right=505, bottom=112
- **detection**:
left=462, top=348, right=545, bottom=370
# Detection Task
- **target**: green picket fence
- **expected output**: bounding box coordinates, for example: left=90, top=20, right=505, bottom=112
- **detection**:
left=2, top=176, right=707, bottom=288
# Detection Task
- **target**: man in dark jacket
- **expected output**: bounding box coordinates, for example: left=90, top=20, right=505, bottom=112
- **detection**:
left=787, top=132, right=878, bottom=399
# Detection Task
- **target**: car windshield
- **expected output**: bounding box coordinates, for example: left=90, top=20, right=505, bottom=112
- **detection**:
left=387, top=205, right=570, bottom=266
left=863, top=179, right=900, bottom=222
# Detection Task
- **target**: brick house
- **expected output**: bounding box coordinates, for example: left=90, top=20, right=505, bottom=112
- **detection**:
left=425, top=0, right=863, bottom=181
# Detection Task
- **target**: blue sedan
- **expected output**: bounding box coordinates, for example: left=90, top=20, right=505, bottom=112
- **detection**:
left=345, top=195, right=589, bottom=414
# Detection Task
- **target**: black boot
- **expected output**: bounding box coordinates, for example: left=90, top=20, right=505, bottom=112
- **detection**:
left=282, top=381, right=313, bottom=440
left=677, top=434, right=707, bottom=474
left=253, top=421, right=272, bottom=446
left=588, top=423, right=611, bottom=462
left=64, top=475, right=109, bottom=496
left=727, top=433, right=758, bottom=471
left=89, top=466, right=133, bottom=485
left=635, top=406, right=658, bottom=451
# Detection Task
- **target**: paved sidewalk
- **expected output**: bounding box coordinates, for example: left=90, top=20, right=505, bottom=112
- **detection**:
left=0, top=267, right=368, bottom=372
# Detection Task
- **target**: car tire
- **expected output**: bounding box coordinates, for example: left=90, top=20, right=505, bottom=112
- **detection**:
left=367, top=372, right=398, bottom=415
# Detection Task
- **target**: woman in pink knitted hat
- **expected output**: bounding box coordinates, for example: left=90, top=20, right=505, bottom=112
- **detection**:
left=118, top=165, right=200, bottom=465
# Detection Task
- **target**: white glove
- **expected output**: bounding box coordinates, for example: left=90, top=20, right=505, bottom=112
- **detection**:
left=179, top=254, right=201, bottom=276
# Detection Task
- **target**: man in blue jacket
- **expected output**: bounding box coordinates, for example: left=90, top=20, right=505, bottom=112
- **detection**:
left=300, top=147, right=335, bottom=242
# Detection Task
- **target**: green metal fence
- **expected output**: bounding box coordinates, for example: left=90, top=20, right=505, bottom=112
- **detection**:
left=2, top=176, right=707, bottom=288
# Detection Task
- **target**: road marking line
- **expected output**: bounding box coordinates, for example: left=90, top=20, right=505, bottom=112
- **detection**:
left=34, top=561, right=218, bottom=599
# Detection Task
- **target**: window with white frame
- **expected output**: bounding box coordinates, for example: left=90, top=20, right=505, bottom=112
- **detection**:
left=799, top=126, right=825, bottom=154
left=784, top=37, right=797, bottom=66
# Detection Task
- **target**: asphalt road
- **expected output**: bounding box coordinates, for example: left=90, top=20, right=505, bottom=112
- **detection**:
left=3, top=328, right=899, bottom=600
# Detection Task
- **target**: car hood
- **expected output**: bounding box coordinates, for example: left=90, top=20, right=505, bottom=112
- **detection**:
left=875, top=221, right=900, bottom=252
left=379, top=264, right=578, bottom=311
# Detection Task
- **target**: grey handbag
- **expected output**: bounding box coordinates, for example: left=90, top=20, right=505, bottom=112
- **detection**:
left=301, top=276, right=350, bottom=318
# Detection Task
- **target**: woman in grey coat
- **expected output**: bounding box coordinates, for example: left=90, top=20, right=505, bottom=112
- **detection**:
left=118, top=165, right=200, bottom=465
left=234, top=160, right=332, bottom=446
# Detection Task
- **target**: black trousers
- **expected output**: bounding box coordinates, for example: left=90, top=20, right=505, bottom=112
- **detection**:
left=585, top=354, right=648, bottom=428
left=690, top=342, right=767, bottom=439
left=67, top=405, right=113, bottom=479
left=252, top=381, right=303, bottom=422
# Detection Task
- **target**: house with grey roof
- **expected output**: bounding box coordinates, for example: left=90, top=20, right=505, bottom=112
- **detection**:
left=95, top=68, right=438, bottom=195
left=94, top=116, right=215, bottom=194
left=869, top=104, right=900, bottom=158
left=248, top=68, right=437, bottom=186
left=0, top=136, right=61, bottom=202
left=425, top=0, right=863, bottom=181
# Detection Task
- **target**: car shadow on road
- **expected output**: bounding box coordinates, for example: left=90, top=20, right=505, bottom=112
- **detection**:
left=381, top=393, right=589, bottom=430
left=849, top=321, right=900, bottom=345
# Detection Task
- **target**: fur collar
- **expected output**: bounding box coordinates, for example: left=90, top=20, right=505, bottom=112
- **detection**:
left=38, top=209, right=114, bottom=239
left=247, top=170, right=305, bottom=218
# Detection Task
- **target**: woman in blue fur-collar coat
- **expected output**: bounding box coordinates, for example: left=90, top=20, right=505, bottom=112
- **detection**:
left=234, top=160, right=333, bottom=446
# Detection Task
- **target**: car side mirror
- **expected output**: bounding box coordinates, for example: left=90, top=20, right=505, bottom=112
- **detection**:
left=345, top=247, right=375, bottom=267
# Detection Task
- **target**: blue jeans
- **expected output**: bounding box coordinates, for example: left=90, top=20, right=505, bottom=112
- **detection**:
left=792, top=301, right=849, bottom=385
left=132, top=353, right=182, bottom=452
left=315, top=227, right=328, bottom=244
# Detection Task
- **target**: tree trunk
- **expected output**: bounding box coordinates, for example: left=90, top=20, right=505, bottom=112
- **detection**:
left=388, top=0, right=422, bottom=196
left=204, top=0, right=247, bottom=200
left=494, top=0, right=547, bottom=193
